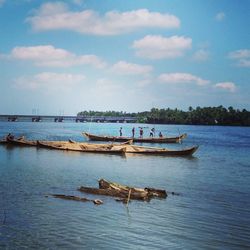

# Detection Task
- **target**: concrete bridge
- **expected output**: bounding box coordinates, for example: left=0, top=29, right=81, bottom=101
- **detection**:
left=0, top=114, right=137, bottom=123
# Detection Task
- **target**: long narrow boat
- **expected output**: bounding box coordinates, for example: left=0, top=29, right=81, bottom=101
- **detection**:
left=83, top=132, right=187, bottom=143
left=125, top=145, right=198, bottom=156
left=37, top=140, right=126, bottom=154
left=2, top=136, right=198, bottom=156
left=6, top=137, right=37, bottom=146
left=37, top=140, right=198, bottom=156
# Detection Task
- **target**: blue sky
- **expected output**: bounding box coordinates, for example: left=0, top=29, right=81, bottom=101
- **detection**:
left=0, top=0, right=249, bottom=115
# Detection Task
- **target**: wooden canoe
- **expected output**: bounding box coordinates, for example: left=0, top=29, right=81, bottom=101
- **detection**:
left=37, top=140, right=127, bottom=154
left=113, top=144, right=199, bottom=156
left=2, top=135, right=198, bottom=156
left=83, top=132, right=187, bottom=143
left=6, top=137, right=37, bottom=146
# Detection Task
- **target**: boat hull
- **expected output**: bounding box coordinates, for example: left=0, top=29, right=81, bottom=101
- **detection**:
left=125, top=145, right=199, bottom=156
left=37, top=141, right=126, bottom=154
left=6, top=138, right=37, bottom=146
left=83, top=132, right=187, bottom=143
left=2, top=135, right=198, bottom=156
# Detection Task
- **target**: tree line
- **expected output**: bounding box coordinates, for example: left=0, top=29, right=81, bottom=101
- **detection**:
left=78, top=106, right=250, bottom=126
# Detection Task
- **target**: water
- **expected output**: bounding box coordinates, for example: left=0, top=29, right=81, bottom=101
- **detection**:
left=0, top=122, right=250, bottom=249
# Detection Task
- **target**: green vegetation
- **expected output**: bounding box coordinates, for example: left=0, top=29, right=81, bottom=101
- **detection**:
left=78, top=106, right=250, bottom=126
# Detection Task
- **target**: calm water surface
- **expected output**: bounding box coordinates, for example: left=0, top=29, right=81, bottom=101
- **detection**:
left=0, top=122, right=250, bottom=249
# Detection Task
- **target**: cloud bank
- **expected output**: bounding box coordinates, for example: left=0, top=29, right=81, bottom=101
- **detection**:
left=132, top=35, right=192, bottom=59
left=14, top=72, right=85, bottom=90
left=8, top=45, right=106, bottom=68
left=228, top=49, right=250, bottom=67
left=215, top=82, right=236, bottom=92
left=112, top=61, right=153, bottom=76
left=158, top=72, right=209, bottom=86
left=26, top=2, right=180, bottom=35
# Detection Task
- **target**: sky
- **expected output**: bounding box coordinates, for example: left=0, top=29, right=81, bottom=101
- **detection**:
left=0, top=0, right=249, bottom=115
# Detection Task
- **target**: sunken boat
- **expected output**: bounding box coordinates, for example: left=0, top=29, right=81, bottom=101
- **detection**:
left=78, top=179, right=167, bottom=202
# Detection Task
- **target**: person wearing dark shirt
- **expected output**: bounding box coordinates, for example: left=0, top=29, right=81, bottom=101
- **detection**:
left=132, top=127, right=135, bottom=137
left=150, top=128, right=154, bottom=137
left=139, top=127, right=143, bottom=138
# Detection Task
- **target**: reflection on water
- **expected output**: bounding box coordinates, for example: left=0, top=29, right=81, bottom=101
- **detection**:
left=0, top=122, right=250, bottom=249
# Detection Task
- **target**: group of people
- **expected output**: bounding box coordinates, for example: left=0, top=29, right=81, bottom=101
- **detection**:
left=119, top=127, right=163, bottom=138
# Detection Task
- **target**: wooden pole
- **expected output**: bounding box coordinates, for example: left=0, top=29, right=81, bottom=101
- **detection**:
left=126, top=189, right=132, bottom=207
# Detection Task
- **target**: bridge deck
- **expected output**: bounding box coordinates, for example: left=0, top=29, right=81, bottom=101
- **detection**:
left=0, top=115, right=137, bottom=123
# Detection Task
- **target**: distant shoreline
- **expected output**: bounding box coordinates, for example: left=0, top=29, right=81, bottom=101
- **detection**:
left=1, top=105, right=250, bottom=126
left=78, top=106, right=250, bottom=127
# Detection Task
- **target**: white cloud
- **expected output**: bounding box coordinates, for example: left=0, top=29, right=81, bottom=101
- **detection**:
left=132, top=35, right=192, bottom=59
left=238, top=59, right=250, bottom=67
left=228, top=49, right=250, bottom=59
left=0, top=0, right=5, bottom=7
left=228, top=49, right=250, bottom=68
left=8, top=45, right=106, bottom=68
left=215, top=82, right=236, bottom=92
left=158, top=73, right=210, bottom=86
left=26, top=3, right=180, bottom=35
left=192, top=49, right=209, bottom=61
left=215, top=12, right=225, bottom=21
left=14, top=72, right=85, bottom=90
left=112, top=61, right=153, bottom=76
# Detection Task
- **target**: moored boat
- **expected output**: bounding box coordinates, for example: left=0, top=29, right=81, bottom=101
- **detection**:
left=125, top=145, right=198, bottom=156
left=37, top=140, right=127, bottom=154
left=6, top=137, right=37, bottom=146
left=2, top=134, right=198, bottom=156
left=83, top=132, right=187, bottom=143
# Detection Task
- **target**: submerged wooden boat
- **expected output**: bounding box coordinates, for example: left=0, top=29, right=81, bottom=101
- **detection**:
left=0, top=139, right=7, bottom=144
left=83, top=132, right=187, bottom=143
left=51, top=194, right=103, bottom=205
left=78, top=179, right=167, bottom=201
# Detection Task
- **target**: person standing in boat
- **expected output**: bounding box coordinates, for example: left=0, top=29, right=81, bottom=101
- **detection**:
left=132, top=127, right=135, bottom=137
left=150, top=128, right=154, bottom=137
left=159, top=131, right=163, bottom=138
left=119, top=127, right=123, bottom=137
left=152, top=128, right=155, bottom=136
left=139, top=127, right=143, bottom=138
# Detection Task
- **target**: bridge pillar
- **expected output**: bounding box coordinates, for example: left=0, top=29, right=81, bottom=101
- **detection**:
left=32, top=117, right=41, bottom=122
left=8, top=117, right=17, bottom=122
left=55, top=117, right=63, bottom=122
left=76, top=118, right=84, bottom=122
